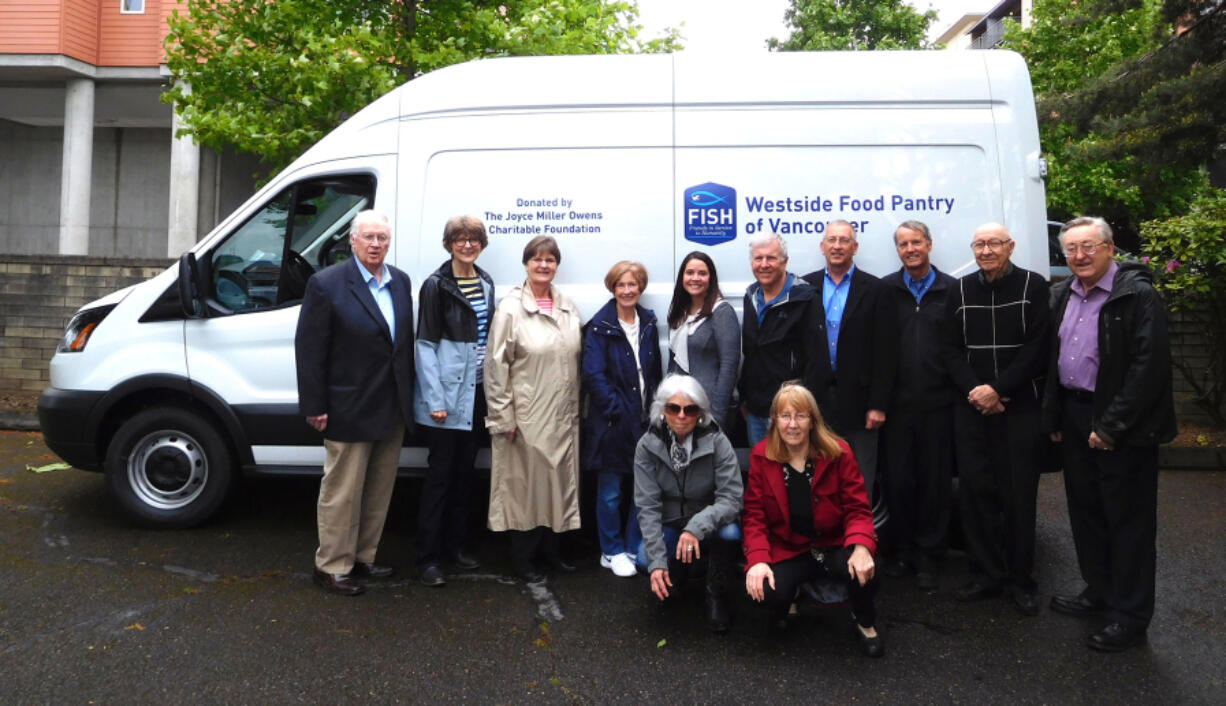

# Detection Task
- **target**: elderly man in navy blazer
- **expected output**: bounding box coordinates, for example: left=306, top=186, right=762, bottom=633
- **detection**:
left=296, top=210, right=415, bottom=596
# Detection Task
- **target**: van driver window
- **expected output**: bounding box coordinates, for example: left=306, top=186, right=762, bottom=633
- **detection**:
left=209, top=175, right=375, bottom=314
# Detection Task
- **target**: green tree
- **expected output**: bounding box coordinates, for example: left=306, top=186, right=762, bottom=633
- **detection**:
left=768, top=0, right=937, bottom=51
left=1141, top=188, right=1226, bottom=426
left=164, top=0, right=679, bottom=173
left=1001, top=0, right=1224, bottom=242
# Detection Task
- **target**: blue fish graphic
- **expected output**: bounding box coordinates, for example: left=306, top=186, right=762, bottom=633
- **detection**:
left=690, top=191, right=729, bottom=207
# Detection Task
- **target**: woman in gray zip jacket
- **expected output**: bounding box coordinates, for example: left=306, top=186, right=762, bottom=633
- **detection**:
left=633, top=374, right=743, bottom=632
left=412, top=215, right=494, bottom=587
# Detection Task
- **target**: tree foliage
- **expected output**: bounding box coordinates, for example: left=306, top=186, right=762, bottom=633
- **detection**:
left=1001, top=0, right=1225, bottom=242
left=1141, top=188, right=1226, bottom=425
left=163, top=0, right=679, bottom=173
left=768, top=0, right=936, bottom=51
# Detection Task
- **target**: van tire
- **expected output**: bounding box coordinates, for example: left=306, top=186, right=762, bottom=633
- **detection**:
left=104, top=407, right=234, bottom=528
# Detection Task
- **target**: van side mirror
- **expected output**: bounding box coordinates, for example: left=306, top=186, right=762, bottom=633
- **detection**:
left=177, top=252, right=204, bottom=319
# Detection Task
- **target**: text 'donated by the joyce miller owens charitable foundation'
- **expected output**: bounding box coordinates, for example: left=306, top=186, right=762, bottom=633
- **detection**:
left=485, top=197, right=604, bottom=236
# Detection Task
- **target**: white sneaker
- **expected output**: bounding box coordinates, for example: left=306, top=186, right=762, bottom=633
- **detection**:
left=606, top=552, right=637, bottom=577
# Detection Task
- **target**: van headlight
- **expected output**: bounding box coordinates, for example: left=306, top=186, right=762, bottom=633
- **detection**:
left=58, top=305, right=116, bottom=353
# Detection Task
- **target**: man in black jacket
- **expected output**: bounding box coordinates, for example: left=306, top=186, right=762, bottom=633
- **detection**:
left=295, top=210, right=415, bottom=596
left=944, top=222, right=1050, bottom=616
left=1042, top=217, right=1176, bottom=652
left=739, top=232, right=817, bottom=446
left=802, top=220, right=896, bottom=524
left=878, top=220, right=956, bottom=590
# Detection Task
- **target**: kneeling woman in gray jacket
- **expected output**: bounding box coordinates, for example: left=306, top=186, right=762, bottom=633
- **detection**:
left=634, top=374, right=743, bottom=633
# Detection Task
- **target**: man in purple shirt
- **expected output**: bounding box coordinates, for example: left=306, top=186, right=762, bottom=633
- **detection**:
left=1042, top=216, right=1176, bottom=652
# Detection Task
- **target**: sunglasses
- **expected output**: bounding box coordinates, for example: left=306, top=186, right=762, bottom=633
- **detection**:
left=664, top=403, right=701, bottom=417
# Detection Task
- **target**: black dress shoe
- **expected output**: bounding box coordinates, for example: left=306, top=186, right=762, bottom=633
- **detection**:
left=419, top=564, right=446, bottom=587
left=1050, top=592, right=1106, bottom=617
left=1088, top=622, right=1147, bottom=652
left=350, top=562, right=396, bottom=579
left=542, top=555, right=577, bottom=573
left=855, top=623, right=885, bottom=658
left=1010, top=587, right=1040, bottom=616
left=954, top=579, right=1003, bottom=602
left=705, top=591, right=731, bottom=634
left=450, top=551, right=481, bottom=571
left=881, top=557, right=914, bottom=578
left=313, top=569, right=365, bottom=596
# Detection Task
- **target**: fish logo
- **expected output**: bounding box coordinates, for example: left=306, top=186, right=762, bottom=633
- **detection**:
left=684, top=182, right=737, bottom=246
left=690, top=191, right=729, bottom=207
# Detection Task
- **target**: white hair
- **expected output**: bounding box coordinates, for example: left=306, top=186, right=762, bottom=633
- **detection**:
left=1059, top=216, right=1114, bottom=246
left=350, top=209, right=390, bottom=235
left=648, top=374, right=714, bottom=428
left=748, top=232, right=788, bottom=260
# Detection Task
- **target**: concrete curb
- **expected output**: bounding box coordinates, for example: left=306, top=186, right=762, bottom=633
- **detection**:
left=1160, top=446, right=1226, bottom=471
left=0, top=412, right=40, bottom=432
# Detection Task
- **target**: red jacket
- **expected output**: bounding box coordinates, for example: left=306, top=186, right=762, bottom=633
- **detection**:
left=743, top=439, right=877, bottom=569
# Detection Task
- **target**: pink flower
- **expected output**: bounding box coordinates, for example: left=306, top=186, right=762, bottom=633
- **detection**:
left=1166, top=260, right=1181, bottom=273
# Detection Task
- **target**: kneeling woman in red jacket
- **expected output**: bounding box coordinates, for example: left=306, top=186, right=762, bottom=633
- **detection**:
left=743, top=382, right=883, bottom=657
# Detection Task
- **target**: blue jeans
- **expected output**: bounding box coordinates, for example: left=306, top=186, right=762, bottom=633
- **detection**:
left=596, top=471, right=641, bottom=556
left=635, top=523, right=743, bottom=571
left=746, top=413, right=771, bottom=448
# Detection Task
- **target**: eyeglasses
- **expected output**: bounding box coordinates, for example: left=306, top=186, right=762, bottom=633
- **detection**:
left=823, top=236, right=854, bottom=246
left=1063, top=241, right=1107, bottom=257
left=970, top=239, right=1011, bottom=252
left=453, top=237, right=483, bottom=247
left=664, top=403, right=701, bottom=417
left=355, top=232, right=390, bottom=244
left=776, top=413, right=810, bottom=424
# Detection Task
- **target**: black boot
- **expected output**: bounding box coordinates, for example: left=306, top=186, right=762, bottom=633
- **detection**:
left=704, top=539, right=735, bottom=633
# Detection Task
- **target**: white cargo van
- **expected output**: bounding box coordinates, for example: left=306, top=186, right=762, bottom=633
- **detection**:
left=38, top=50, right=1048, bottom=527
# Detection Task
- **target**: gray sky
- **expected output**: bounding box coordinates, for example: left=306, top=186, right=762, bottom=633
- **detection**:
left=633, top=0, right=989, bottom=50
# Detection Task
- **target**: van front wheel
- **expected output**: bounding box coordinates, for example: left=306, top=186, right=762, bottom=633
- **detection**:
left=104, top=407, right=234, bottom=528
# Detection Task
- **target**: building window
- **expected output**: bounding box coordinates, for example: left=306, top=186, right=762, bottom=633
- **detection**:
left=121, top=0, right=145, bottom=13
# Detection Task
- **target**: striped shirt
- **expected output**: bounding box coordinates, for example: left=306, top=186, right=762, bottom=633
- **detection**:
left=456, top=275, right=488, bottom=382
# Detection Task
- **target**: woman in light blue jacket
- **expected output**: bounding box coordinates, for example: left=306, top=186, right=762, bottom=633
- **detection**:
left=412, top=215, right=494, bottom=587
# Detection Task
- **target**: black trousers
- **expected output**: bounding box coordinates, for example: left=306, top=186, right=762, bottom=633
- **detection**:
left=954, top=404, right=1042, bottom=590
left=507, top=526, right=561, bottom=579
left=416, top=388, right=486, bottom=569
left=881, top=404, right=953, bottom=562
left=758, top=547, right=879, bottom=627
left=1060, top=396, right=1158, bottom=629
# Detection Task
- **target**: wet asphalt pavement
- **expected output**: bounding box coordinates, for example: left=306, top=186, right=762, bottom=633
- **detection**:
left=2, top=429, right=1224, bottom=704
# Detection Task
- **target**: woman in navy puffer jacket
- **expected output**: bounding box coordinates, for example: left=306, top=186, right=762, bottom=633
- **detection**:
left=583, top=261, right=663, bottom=578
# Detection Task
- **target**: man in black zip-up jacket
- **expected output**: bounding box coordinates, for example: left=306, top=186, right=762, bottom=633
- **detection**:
left=943, top=222, right=1050, bottom=616
left=739, top=233, right=817, bottom=446
left=1041, top=217, right=1175, bottom=652
left=878, top=221, right=957, bottom=589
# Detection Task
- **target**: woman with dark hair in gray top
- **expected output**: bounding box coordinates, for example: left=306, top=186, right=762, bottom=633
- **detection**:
left=666, top=252, right=741, bottom=431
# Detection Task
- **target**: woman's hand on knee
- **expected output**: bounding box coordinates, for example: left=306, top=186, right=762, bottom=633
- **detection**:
left=746, top=562, right=774, bottom=602
left=650, top=569, right=672, bottom=600
left=847, top=545, right=875, bottom=587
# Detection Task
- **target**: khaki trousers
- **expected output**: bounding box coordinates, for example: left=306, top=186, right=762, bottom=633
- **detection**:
left=315, top=420, right=404, bottom=574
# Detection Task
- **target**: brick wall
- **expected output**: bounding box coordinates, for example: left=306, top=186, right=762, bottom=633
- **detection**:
left=0, top=254, right=172, bottom=397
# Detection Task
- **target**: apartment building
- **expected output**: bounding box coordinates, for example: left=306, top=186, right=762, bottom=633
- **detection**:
left=0, top=0, right=257, bottom=258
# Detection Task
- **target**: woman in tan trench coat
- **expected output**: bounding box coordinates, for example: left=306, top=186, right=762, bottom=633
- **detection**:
left=485, top=235, right=582, bottom=583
